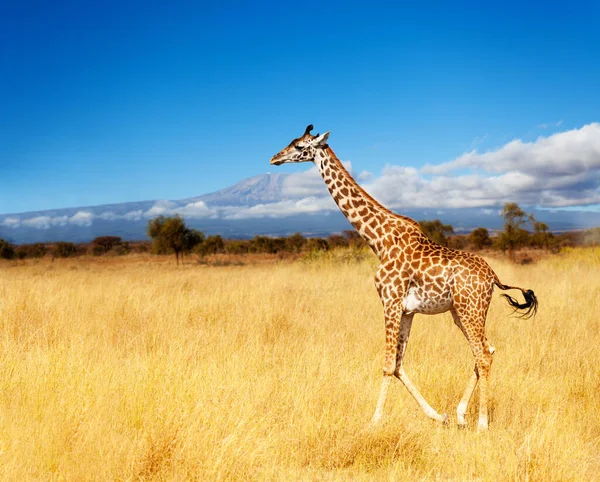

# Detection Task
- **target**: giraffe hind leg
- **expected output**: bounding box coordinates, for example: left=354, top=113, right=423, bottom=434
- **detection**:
left=457, top=366, right=478, bottom=427
left=452, top=309, right=479, bottom=427
left=452, top=308, right=494, bottom=430
left=452, top=308, right=495, bottom=429
left=475, top=346, right=493, bottom=431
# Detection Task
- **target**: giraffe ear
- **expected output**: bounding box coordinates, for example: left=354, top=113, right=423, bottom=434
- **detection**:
left=313, top=132, right=330, bottom=146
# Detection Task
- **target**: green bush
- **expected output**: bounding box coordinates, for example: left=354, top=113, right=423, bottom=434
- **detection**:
left=15, top=243, right=47, bottom=259
left=0, top=239, right=16, bottom=260
left=54, top=242, right=78, bottom=258
left=468, top=227, right=492, bottom=250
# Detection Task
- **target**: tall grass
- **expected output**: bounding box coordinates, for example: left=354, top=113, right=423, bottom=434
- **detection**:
left=0, top=249, right=598, bottom=480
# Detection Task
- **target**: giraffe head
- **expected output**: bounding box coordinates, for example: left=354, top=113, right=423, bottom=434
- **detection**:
left=270, top=124, right=330, bottom=166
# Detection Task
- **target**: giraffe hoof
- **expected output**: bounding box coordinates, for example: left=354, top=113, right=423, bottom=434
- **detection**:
left=366, top=421, right=379, bottom=431
left=457, top=422, right=468, bottom=430
left=477, top=423, right=489, bottom=433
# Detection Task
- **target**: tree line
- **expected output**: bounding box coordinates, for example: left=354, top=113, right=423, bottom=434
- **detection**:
left=419, top=203, right=560, bottom=254
left=2, top=202, right=600, bottom=261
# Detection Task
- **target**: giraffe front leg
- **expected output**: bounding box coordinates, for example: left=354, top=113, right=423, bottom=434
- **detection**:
left=394, top=314, right=448, bottom=424
left=369, top=303, right=402, bottom=427
left=370, top=374, right=393, bottom=427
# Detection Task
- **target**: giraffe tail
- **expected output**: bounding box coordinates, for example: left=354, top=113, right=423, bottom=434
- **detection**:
left=494, top=278, right=538, bottom=319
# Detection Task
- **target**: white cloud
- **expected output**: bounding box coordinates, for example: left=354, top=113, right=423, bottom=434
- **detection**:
left=408, top=123, right=600, bottom=208
left=1, top=217, right=20, bottom=228
left=97, top=210, right=144, bottom=221
left=122, top=210, right=143, bottom=221
left=279, top=161, right=353, bottom=198
left=143, top=200, right=217, bottom=219
left=470, top=134, right=488, bottom=149
left=16, top=211, right=94, bottom=229
left=52, top=216, right=69, bottom=226
left=223, top=197, right=337, bottom=220
left=425, top=123, right=600, bottom=176
left=22, top=216, right=53, bottom=229
left=98, top=211, right=118, bottom=221
left=539, top=120, right=563, bottom=129
left=69, top=211, right=94, bottom=227
left=281, top=166, right=326, bottom=198
left=145, top=200, right=177, bottom=217
left=176, top=201, right=217, bottom=218
left=357, top=170, right=373, bottom=181
left=18, top=215, right=72, bottom=229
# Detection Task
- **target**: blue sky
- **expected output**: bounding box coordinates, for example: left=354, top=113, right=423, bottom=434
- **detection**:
left=1, top=1, right=599, bottom=215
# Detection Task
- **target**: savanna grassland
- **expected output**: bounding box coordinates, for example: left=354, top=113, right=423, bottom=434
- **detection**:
left=0, top=248, right=599, bottom=481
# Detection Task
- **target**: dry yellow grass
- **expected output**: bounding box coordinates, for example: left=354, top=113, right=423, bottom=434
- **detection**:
left=0, top=248, right=599, bottom=481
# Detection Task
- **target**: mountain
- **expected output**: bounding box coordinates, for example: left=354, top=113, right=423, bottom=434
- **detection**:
left=181, top=173, right=288, bottom=206
left=2, top=173, right=600, bottom=244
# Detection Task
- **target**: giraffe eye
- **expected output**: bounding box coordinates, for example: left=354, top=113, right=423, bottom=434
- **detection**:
left=295, top=145, right=304, bottom=151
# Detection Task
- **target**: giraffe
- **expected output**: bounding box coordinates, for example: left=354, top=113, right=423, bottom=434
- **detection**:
left=270, top=125, right=538, bottom=431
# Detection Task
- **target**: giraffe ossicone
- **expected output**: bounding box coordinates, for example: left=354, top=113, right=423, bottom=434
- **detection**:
left=270, top=125, right=538, bottom=431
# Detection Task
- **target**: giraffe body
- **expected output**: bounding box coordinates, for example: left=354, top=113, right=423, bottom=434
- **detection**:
left=270, top=125, right=537, bottom=430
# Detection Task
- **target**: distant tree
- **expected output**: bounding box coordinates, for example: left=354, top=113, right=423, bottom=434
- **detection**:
left=224, top=240, right=250, bottom=254
left=418, top=220, right=454, bottom=247
left=556, top=231, right=582, bottom=248
left=115, top=241, right=131, bottom=256
left=468, top=227, right=492, bottom=250
left=306, top=237, right=328, bottom=252
left=91, top=244, right=105, bottom=256
left=196, top=235, right=224, bottom=256
left=93, top=236, right=122, bottom=254
left=15, top=243, right=47, bottom=259
left=583, top=227, right=600, bottom=246
left=147, top=215, right=204, bottom=264
left=530, top=221, right=555, bottom=250
left=286, top=232, right=306, bottom=253
left=0, top=239, right=15, bottom=260
left=183, top=229, right=205, bottom=254
left=54, top=242, right=77, bottom=258
left=494, top=228, right=530, bottom=254
left=343, top=230, right=367, bottom=248
left=501, top=202, right=528, bottom=227
left=249, top=236, right=276, bottom=254
left=271, top=237, right=287, bottom=253
left=499, top=202, right=530, bottom=254
left=448, top=234, right=467, bottom=250
left=148, top=216, right=171, bottom=254
left=326, top=234, right=348, bottom=249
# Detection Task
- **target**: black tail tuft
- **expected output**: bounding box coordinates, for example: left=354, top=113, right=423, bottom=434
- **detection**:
left=500, top=288, right=538, bottom=319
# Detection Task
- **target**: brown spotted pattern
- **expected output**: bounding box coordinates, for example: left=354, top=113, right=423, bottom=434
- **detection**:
left=270, top=126, right=536, bottom=430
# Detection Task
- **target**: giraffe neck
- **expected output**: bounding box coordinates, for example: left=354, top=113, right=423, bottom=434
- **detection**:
left=315, top=147, right=416, bottom=255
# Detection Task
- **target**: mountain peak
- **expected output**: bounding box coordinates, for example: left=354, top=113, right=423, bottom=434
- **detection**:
left=184, top=172, right=290, bottom=206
